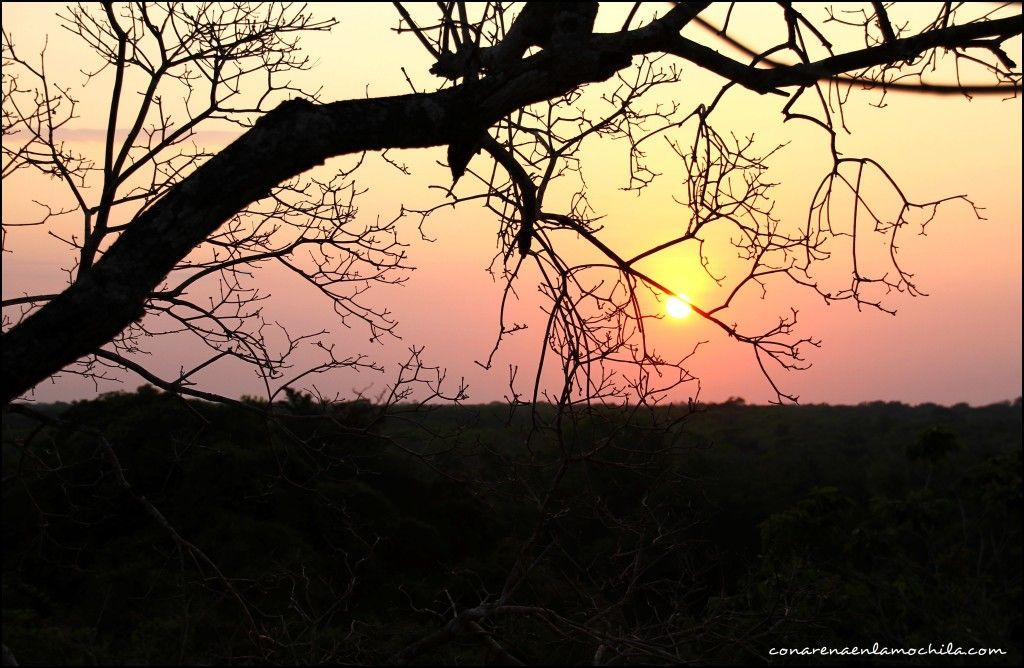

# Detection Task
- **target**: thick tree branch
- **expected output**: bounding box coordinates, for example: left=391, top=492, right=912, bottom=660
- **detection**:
left=657, top=14, right=1022, bottom=94
left=3, top=7, right=1021, bottom=404
left=1, top=46, right=629, bottom=403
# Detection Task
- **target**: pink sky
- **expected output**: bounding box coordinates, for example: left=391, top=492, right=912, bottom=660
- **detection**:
left=2, top=3, right=1021, bottom=405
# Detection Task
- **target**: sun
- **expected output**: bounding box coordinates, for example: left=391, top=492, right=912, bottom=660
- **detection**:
left=666, top=295, right=692, bottom=319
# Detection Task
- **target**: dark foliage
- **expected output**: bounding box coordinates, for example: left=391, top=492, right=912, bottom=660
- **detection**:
left=3, top=391, right=1021, bottom=664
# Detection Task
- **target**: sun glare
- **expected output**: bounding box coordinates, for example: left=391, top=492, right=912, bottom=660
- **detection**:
left=666, top=295, right=692, bottom=319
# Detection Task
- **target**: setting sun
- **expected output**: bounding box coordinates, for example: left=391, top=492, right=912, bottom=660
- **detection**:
left=666, top=295, right=693, bottom=319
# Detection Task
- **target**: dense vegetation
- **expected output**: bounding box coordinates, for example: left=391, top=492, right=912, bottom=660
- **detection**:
left=3, top=389, right=1020, bottom=664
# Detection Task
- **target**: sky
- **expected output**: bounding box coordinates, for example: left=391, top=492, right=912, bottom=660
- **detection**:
left=2, top=3, right=1022, bottom=406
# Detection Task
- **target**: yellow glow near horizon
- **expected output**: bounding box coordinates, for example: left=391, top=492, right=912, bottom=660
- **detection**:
left=666, top=296, right=693, bottom=319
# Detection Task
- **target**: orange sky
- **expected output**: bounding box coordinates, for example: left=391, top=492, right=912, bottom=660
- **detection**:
left=2, top=3, right=1021, bottom=405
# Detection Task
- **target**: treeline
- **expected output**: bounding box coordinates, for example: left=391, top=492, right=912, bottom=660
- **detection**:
left=2, top=389, right=1020, bottom=664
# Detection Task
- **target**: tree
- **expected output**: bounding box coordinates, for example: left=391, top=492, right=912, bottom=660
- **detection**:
left=2, top=2, right=1020, bottom=407
left=2, top=2, right=1021, bottom=664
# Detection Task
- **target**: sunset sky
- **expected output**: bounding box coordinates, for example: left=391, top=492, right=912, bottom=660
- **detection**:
left=2, top=2, right=1021, bottom=406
